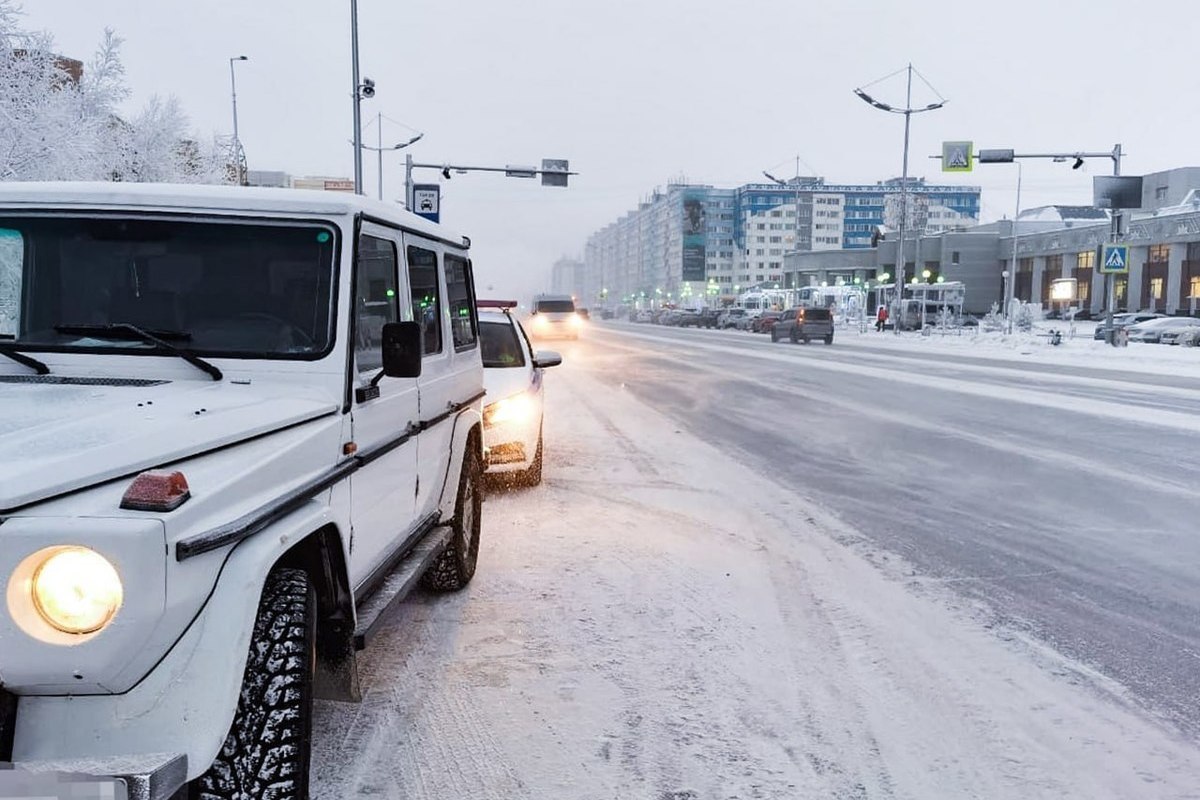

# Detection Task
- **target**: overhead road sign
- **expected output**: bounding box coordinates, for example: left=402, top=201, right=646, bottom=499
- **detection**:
left=942, top=141, right=973, bottom=172
left=1101, top=244, right=1129, bottom=274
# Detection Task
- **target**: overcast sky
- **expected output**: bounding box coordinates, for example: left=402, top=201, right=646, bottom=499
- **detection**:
left=21, top=0, right=1200, bottom=300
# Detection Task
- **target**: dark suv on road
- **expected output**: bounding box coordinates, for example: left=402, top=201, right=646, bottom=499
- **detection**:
left=772, top=306, right=835, bottom=344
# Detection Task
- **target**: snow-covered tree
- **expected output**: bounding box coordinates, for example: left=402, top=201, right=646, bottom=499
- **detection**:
left=0, top=1, right=230, bottom=184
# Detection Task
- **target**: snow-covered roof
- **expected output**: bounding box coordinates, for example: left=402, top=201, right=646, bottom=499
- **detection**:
left=0, top=181, right=466, bottom=245
left=1016, top=205, right=1110, bottom=223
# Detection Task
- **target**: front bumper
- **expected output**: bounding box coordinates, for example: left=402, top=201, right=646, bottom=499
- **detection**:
left=0, top=752, right=186, bottom=800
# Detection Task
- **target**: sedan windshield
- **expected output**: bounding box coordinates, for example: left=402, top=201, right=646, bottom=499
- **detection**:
left=0, top=216, right=337, bottom=358
left=479, top=319, right=526, bottom=368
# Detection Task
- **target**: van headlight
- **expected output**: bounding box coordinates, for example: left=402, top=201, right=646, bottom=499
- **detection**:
left=30, top=546, right=123, bottom=634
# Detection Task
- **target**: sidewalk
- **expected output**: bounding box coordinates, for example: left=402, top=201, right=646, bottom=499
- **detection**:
left=834, top=321, right=1200, bottom=379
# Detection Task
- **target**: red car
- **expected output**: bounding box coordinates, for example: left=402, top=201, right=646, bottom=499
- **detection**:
left=752, top=311, right=783, bottom=333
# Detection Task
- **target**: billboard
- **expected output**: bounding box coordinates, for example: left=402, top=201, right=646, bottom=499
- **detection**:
left=681, top=192, right=706, bottom=282
left=1093, top=176, right=1143, bottom=210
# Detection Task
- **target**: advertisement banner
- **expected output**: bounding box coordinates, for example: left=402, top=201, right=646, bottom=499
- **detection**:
left=682, top=192, right=706, bottom=282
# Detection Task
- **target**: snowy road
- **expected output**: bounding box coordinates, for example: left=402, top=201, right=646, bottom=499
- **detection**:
left=311, top=323, right=1200, bottom=799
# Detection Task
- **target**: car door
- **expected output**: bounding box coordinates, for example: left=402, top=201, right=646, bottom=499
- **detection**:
left=347, top=224, right=419, bottom=585
left=405, top=236, right=481, bottom=519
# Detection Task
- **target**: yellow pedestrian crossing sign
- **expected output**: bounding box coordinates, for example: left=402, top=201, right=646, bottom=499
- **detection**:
left=942, top=141, right=973, bottom=172
left=1101, top=244, right=1129, bottom=274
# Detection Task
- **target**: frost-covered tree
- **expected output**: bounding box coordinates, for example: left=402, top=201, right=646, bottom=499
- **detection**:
left=0, top=1, right=230, bottom=184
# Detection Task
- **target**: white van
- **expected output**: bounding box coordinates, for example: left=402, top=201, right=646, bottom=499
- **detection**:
left=528, top=293, right=582, bottom=339
left=0, top=182, right=485, bottom=799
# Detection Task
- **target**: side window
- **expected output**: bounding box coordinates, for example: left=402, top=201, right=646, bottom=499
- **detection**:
left=354, top=235, right=398, bottom=373
left=0, top=228, right=25, bottom=338
left=407, top=245, right=442, bottom=355
left=444, top=254, right=477, bottom=350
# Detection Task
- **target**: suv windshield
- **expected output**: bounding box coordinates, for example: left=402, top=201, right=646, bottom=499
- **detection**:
left=0, top=216, right=337, bottom=358
left=536, top=300, right=575, bottom=313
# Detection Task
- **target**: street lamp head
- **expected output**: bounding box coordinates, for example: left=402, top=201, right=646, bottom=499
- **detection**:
left=442, top=167, right=452, bottom=180
left=1072, top=157, right=1085, bottom=170
left=923, top=101, right=945, bottom=111
left=393, top=133, right=424, bottom=149
left=232, top=55, right=248, bottom=62
left=762, top=171, right=785, bottom=186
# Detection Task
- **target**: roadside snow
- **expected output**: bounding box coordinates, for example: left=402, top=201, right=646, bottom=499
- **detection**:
left=310, top=348, right=1200, bottom=799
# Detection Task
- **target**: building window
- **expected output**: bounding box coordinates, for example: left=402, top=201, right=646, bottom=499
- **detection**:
left=1077, top=250, right=1095, bottom=269
left=1190, top=275, right=1200, bottom=299
left=1149, top=244, right=1170, bottom=263
left=1018, top=257, right=1033, bottom=273
left=1155, top=186, right=1168, bottom=201
left=1115, top=278, right=1127, bottom=305
left=1150, top=277, right=1164, bottom=300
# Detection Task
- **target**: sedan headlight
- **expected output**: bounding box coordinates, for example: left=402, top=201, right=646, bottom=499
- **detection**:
left=484, top=392, right=535, bottom=427
left=30, top=546, right=123, bottom=634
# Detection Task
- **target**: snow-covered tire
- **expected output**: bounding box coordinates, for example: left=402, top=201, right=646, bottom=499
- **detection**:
left=196, top=568, right=315, bottom=800
left=770, top=328, right=779, bottom=342
left=824, top=333, right=834, bottom=345
left=422, top=439, right=483, bottom=592
left=521, top=426, right=544, bottom=486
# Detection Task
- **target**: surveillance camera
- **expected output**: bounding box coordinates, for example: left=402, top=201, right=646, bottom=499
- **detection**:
left=361, top=77, right=375, bottom=98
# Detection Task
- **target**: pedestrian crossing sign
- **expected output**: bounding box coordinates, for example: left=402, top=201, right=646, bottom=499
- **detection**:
left=1101, top=244, right=1129, bottom=274
left=942, top=141, right=973, bottom=172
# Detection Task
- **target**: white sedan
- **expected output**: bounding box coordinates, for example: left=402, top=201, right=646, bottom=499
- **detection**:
left=478, top=301, right=562, bottom=485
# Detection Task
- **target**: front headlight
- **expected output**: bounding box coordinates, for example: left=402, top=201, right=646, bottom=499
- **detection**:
left=484, top=392, right=535, bottom=427
left=30, top=546, right=123, bottom=634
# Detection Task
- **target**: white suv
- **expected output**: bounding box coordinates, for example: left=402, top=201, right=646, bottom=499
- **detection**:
left=0, top=182, right=485, bottom=799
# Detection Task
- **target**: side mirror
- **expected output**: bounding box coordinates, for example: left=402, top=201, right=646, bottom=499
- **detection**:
left=532, top=350, right=562, bottom=369
left=381, top=321, right=423, bottom=378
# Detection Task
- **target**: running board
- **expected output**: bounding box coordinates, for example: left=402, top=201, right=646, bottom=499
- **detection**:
left=353, top=525, right=453, bottom=650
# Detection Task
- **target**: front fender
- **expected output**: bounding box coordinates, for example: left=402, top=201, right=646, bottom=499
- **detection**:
left=438, top=408, right=482, bottom=520
left=11, top=495, right=344, bottom=782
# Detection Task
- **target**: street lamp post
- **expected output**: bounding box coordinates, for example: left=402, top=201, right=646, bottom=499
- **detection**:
left=1005, top=161, right=1023, bottom=334
left=854, top=64, right=945, bottom=335
left=358, top=113, right=424, bottom=201
left=228, top=55, right=248, bottom=185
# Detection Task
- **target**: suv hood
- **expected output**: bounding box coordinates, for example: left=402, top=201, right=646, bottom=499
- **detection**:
left=0, top=377, right=337, bottom=511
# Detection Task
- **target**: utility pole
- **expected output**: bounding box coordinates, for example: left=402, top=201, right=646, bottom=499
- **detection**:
left=1006, top=161, right=1022, bottom=334
left=349, top=0, right=363, bottom=194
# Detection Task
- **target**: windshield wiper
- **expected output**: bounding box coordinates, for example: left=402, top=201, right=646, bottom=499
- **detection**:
left=0, top=343, right=50, bottom=375
left=54, top=323, right=223, bottom=382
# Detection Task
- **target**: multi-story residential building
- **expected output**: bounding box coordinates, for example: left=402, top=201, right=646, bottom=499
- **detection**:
left=584, top=176, right=980, bottom=304
left=550, top=256, right=585, bottom=299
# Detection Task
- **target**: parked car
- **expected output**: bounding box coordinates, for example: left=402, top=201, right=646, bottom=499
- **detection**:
left=697, top=308, right=722, bottom=328
left=477, top=301, right=562, bottom=485
left=772, top=306, right=835, bottom=344
left=717, top=308, right=748, bottom=329
left=752, top=310, right=783, bottom=334
left=1125, top=316, right=1200, bottom=343
left=675, top=310, right=705, bottom=327
left=634, top=310, right=654, bottom=323
left=1158, top=323, right=1200, bottom=345
left=1093, top=312, right=1166, bottom=340
left=0, top=182, right=486, bottom=798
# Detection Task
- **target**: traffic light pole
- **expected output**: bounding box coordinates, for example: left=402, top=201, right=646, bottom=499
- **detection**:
left=1106, top=144, right=1124, bottom=345
left=404, top=158, right=576, bottom=210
